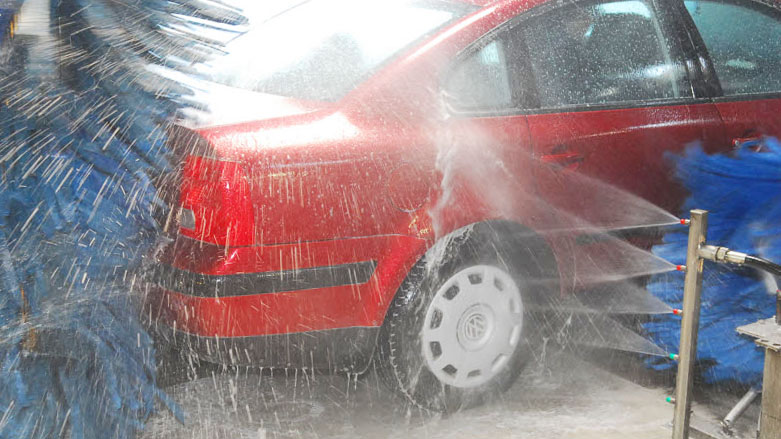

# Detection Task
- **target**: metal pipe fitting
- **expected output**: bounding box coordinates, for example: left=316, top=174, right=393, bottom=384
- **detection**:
left=698, top=244, right=748, bottom=265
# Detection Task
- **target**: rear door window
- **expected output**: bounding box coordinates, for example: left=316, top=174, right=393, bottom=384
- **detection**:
left=520, top=0, right=691, bottom=109
left=685, top=0, right=781, bottom=96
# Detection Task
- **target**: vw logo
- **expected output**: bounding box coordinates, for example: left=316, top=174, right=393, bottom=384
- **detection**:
left=464, top=313, right=487, bottom=341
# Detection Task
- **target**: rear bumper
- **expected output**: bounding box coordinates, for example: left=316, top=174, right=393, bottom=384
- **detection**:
left=151, top=321, right=379, bottom=372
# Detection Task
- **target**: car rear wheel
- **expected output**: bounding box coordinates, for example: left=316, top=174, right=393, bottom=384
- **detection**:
left=422, top=264, right=524, bottom=389
left=376, top=229, right=541, bottom=411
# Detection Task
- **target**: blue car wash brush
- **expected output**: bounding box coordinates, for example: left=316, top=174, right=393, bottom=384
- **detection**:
left=645, top=137, right=781, bottom=385
left=0, top=1, right=245, bottom=437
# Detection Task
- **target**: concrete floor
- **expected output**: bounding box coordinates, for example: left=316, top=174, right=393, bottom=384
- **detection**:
left=141, top=349, right=756, bottom=439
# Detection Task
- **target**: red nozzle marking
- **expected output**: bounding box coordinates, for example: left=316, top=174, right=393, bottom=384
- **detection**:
left=672, top=309, right=683, bottom=316
left=680, top=219, right=686, bottom=224
left=676, top=265, right=684, bottom=271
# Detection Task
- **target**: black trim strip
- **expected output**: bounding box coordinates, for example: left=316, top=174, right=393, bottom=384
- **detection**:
left=711, top=92, right=781, bottom=103
left=449, top=97, right=712, bottom=118
left=520, top=97, right=706, bottom=115
left=663, top=0, right=724, bottom=98
left=148, top=261, right=377, bottom=298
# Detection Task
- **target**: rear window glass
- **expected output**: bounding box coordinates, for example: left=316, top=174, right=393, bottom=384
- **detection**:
left=200, top=0, right=474, bottom=102
left=521, top=0, right=690, bottom=108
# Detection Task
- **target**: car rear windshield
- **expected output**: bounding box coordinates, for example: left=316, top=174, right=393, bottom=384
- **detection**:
left=200, top=0, right=474, bottom=102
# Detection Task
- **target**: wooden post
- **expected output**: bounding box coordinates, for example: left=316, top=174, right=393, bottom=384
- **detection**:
left=737, top=317, right=781, bottom=438
left=759, top=347, right=781, bottom=438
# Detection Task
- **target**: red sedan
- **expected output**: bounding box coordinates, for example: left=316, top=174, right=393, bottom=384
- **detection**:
left=146, top=0, right=781, bottom=410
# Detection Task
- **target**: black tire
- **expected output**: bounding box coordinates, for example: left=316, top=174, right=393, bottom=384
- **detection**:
left=376, top=224, right=553, bottom=412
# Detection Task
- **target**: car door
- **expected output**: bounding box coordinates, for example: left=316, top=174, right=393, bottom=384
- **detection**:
left=437, top=29, right=541, bottom=233
left=682, top=0, right=781, bottom=146
left=519, top=0, right=727, bottom=228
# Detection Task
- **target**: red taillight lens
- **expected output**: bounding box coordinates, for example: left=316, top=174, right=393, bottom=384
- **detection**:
left=178, top=155, right=254, bottom=246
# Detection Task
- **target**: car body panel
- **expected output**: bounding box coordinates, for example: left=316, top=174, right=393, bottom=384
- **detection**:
left=146, top=0, right=781, bottom=370
left=529, top=103, right=727, bottom=221
left=714, top=97, right=781, bottom=148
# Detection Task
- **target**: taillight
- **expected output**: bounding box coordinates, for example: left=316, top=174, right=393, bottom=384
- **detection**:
left=178, top=155, right=254, bottom=246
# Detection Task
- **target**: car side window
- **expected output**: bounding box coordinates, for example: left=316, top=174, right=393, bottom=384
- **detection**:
left=443, top=38, right=514, bottom=112
left=685, top=0, right=781, bottom=96
left=520, top=0, right=691, bottom=108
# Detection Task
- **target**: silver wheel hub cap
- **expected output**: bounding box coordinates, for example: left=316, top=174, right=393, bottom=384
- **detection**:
left=421, top=265, right=524, bottom=388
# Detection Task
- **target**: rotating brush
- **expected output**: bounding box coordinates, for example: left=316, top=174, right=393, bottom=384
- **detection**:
left=645, top=137, right=781, bottom=385
left=0, top=1, right=246, bottom=438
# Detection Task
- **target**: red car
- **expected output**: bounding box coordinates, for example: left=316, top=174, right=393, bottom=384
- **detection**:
left=146, top=0, right=781, bottom=410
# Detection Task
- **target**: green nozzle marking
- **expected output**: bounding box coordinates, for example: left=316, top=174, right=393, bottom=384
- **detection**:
left=669, top=353, right=679, bottom=361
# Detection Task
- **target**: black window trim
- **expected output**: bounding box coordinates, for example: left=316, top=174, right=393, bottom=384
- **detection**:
left=673, top=0, right=781, bottom=102
left=443, top=0, right=707, bottom=118
left=657, top=0, right=723, bottom=98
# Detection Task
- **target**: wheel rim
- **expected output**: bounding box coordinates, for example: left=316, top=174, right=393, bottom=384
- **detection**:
left=421, top=265, right=524, bottom=388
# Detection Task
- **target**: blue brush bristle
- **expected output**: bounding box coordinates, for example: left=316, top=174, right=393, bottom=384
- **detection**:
left=645, top=137, right=781, bottom=384
left=0, top=1, right=245, bottom=437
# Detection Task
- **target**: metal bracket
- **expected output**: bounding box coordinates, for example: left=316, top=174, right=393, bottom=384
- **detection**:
left=672, top=209, right=708, bottom=439
left=671, top=209, right=781, bottom=439
left=737, top=318, right=781, bottom=353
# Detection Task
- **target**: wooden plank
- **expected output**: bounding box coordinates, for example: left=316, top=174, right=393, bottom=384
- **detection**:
left=760, top=350, right=781, bottom=439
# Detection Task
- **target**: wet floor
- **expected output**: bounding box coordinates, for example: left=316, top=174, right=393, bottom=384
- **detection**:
left=140, top=349, right=746, bottom=439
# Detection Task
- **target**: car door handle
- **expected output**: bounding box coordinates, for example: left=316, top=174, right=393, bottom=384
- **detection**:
left=541, top=151, right=584, bottom=171
left=732, top=135, right=763, bottom=150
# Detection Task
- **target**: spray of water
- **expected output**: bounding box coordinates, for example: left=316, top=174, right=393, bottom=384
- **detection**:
left=0, top=0, right=715, bottom=437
